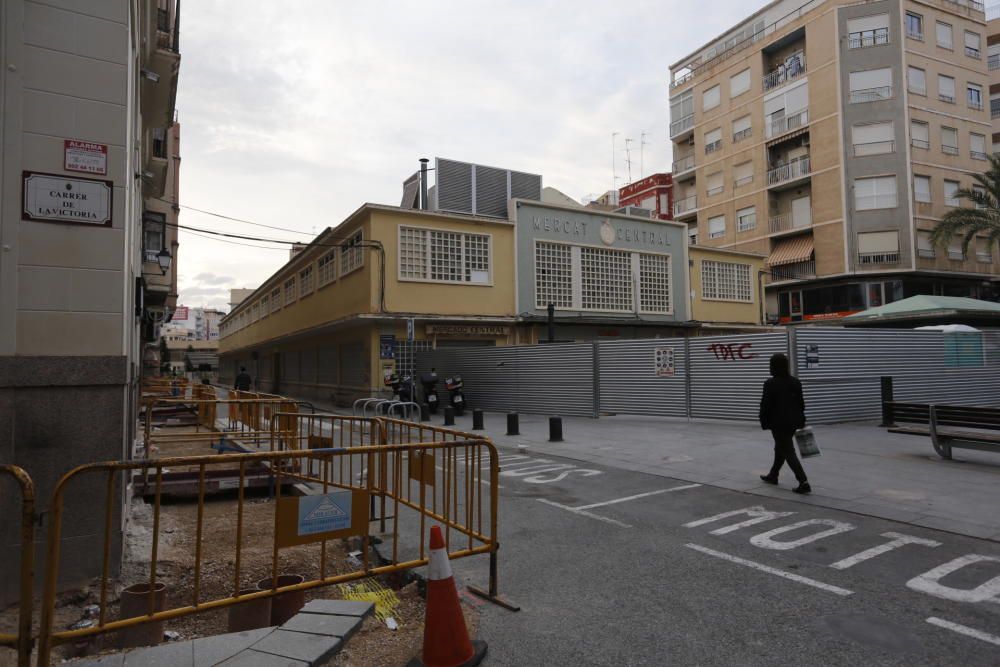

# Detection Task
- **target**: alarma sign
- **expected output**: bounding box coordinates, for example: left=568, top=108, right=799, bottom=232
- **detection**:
left=22, top=171, right=113, bottom=227
left=64, top=139, right=108, bottom=175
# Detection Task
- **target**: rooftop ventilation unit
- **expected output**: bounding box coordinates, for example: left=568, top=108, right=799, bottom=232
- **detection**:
left=401, top=158, right=542, bottom=218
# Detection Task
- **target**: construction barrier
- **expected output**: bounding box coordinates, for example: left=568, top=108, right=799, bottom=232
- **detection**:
left=0, top=465, right=35, bottom=667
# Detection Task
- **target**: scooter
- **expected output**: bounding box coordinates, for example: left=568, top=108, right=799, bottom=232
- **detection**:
left=421, top=371, right=440, bottom=414
left=444, top=375, right=466, bottom=416
left=384, top=373, right=415, bottom=404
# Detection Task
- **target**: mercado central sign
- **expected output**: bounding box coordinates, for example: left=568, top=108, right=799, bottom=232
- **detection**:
left=530, top=215, right=672, bottom=247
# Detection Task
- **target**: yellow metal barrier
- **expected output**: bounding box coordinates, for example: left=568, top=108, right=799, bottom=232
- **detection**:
left=35, top=440, right=500, bottom=665
left=0, top=465, right=36, bottom=667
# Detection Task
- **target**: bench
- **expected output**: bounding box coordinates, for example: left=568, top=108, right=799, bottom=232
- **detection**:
left=883, top=402, right=1000, bottom=460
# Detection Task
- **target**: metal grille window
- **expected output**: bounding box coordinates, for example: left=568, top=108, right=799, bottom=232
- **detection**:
left=299, top=266, right=314, bottom=296
left=429, top=231, right=463, bottom=281
left=639, top=253, right=671, bottom=313
left=341, top=230, right=364, bottom=276
left=464, top=233, right=490, bottom=283
left=270, top=288, right=281, bottom=313
left=399, top=227, right=428, bottom=279
left=284, top=277, right=297, bottom=305
left=535, top=242, right=573, bottom=308
left=701, top=260, right=753, bottom=302
left=317, top=250, right=337, bottom=286
left=581, top=247, right=633, bottom=312
left=400, top=227, right=491, bottom=283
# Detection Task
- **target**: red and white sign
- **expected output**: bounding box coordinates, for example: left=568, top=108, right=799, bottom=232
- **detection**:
left=64, top=139, right=108, bottom=175
left=173, top=306, right=189, bottom=321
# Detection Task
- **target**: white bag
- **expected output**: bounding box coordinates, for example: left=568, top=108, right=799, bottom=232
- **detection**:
left=794, top=426, right=821, bottom=458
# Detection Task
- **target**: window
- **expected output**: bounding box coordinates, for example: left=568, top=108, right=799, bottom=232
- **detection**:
left=730, top=69, right=751, bottom=97
left=399, top=227, right=491, bottom=283
left=914, top=175, right=931, bottom=203
left=964, top=31, right=981, bottom=58
left=732, top=115, right=752, bottom=142
left=947, top=235, right=965, bottom=260
left=535, top=242, right=572, bottom=308
left=317, top=250, right=337, bottom=286
left=250, top=302, right=259, bottom=323
left=971, top=133, right=987, bottom=160
left=847, top=14, right=889, bottom=49
left=973, top=185, right=987, bottom=210
left=911, top=120, right=929, bottom=149
left=670, top=90, right=694, bottom=135
left=581, top=246, right=633, bottom=311
left=703, top=84, right=721, bottom=111
left=706, top=171, right=724, bottom=196
left=854, top=176, right=897, bottom=210
left=340, top=230, right=364, bottom=276
left=763, top=81, right=809, bottom=137
left=936, top=21, right=952, bottom=49
left=944, top=180, right=960, bottom=207
left=849, top=68, right=891, bottom=103
left=737, top=206, right=756, bottom=232
left=967, top=83, right=983, bottom=110
left=734, top=161, right=753, bottom=187
left=708, top=215, right=726, bottom=239
left=905, top=12, right=923, bottom=39
left=142, top=212, right=165, bottom=260
left=299, top=265, right=314, bottom=296
left=689, top=229, right=698, bottom=246
left=917, top=231, right=935, bottom=258
left=857, top=231, right=900, bottom=264
left=704, top=127, right=722, bottom=154
left=852, top=121, right=894, bottom=156
left=638, top=253, right=671, bottom=314
left=151, top=127, right=167, bottom=159
left=938, top=75, right=955, bottom=103
left=284, top=277, right=297, bottom=305
left=976, top=237, right=993, bottom=262
left=907, top=66, right=926, bottom=95
left=270, top=287, right=281, bottom=313
left=701, top=260, right=753, bottom=302
left=260, top=294, right=269, bottom=316
left=941, top=126, right=958, bottom=155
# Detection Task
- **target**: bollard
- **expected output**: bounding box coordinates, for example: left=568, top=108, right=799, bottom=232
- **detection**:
left=472, top=408, right=484, bottom=431
left=549, top=416, right=563, bottom=442
left=444, top=406, right=455, bottom=426
left=506, top=412, right=519, bottom=436
left=420, top=402, right=430, bottom=422
left=879, top=376, right=895, bottom=427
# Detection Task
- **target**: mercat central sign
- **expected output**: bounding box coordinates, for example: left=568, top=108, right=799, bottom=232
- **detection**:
left=531, top=216, right=671, bottom=247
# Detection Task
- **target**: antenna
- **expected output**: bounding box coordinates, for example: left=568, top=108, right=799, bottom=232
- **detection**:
left=611, top=132, right=619, bottom=204
left=624, top=138, right=634, bottom=185
left=640, top=131, right=650, bottom=179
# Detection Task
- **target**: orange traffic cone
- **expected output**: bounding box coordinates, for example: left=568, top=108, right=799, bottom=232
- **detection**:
left=407, top=525, right=488, bottom=667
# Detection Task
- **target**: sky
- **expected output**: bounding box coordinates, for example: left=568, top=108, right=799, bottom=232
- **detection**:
left=175, top=1, right=743, bottom=311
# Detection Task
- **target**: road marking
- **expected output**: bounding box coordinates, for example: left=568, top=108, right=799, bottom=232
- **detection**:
left=573, top=484, right=702, bottom=511
left=537, top=499, right=633, bottom=528
left=829, top=532, right=941, bottom=570
left=749, top=519, right=855, bottom=551
left=684, top=506, right=795, bottom=535
left=926, top=617, right=1000, bottom=647
left=906, top=554, right=1000, bottom=603
left=684, top=543, right=854, bottom=597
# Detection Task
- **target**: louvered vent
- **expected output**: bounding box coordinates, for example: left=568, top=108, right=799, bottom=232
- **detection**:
left=510, top=170, right=542, bottom=201
left=401, top=171, right=420, bottom=209
left=475, top=166, right=508, bottom=218
left=436, top=159, right=474, bottom=214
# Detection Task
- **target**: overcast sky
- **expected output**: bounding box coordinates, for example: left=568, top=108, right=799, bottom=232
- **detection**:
left=175, top=1, right=741, bottom=311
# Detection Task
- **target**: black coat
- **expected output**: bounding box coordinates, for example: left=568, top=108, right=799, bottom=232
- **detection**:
left=234, top=372, right=252, bottom=391
left=759, top=375, right=806, bottom=433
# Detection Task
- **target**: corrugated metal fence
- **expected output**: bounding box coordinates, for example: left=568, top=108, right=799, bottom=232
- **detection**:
left=415, top=328, right=1000, bottom=423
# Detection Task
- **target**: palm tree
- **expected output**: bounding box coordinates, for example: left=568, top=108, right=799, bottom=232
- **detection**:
left=930, top=154, right=1000, bottom=257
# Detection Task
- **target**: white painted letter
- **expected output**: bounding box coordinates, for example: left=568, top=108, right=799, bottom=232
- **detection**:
left=750, top=519, right=855, bottom=551
left=523, top=469, right=602, bottom=484
left=829, top=532, right=941, bottom=570
left=907, top=555, right=1000, bottom=603
left=683, top=506, right=795, bottom=535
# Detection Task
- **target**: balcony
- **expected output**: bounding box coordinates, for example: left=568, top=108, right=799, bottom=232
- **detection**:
left=767, top=155, right=810, bottom=188
left=992, top=106, right=1000, bottom=119
left=767, top=110, right=808, bottom=140
left=763, top=57, right=806, bottom=92
left=670, top=114, right=695, bottom=139
left=858, top=251, right=900, bottom=265
left=770, top=260, right=816, bottom=281
left=673, top=195, right=698, bottom=219
left=673, top=154, right=696, bottom=176
left=850, top=86, right=892, bottom=104
left=990, top=54, right=1000, bottom=70
left=768, top=213, right=811, bottom=234
left=848, top=30, right=889, bottom=49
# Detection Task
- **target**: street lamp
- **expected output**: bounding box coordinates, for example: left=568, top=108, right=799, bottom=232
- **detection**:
left=156, top=248, right=172, bottom=275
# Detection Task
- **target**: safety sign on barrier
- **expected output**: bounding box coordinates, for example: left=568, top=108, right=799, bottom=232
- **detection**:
left=654, top=346, right=675, bottom=377
left=276, top=489, right=368, bottom=547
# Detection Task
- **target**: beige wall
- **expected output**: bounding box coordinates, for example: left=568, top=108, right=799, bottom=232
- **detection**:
left=689, top=246, right=766, bottom=324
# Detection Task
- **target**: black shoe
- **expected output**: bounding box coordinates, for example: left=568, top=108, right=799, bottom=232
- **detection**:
left=760, top=475, right=778, bottom=485
left=793, top=482, right=811, bottom=494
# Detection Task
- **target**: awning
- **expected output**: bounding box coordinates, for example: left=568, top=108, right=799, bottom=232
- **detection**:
left=766, top=126, right=809, bottom=147
left=768, top=235, right=814, bottom=266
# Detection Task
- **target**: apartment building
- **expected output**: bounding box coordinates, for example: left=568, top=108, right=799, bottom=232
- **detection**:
left=669, top=0, right=1000, bottom=324
left=988, top=5, right=1000, bottom=140
left=618, top=173, right=674, bottom=220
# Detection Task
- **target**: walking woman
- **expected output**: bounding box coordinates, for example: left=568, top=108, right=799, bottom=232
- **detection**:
left=758, top=353, right=811, bottom=494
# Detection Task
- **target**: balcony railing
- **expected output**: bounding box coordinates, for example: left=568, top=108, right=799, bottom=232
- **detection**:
left=911, top=138, right=929, bottom=149
left=992, top=107, right=1000, bottom=119
left=735, top=175, right=753, bottom=188
left=942, top=144, right=959, bottom=155
left=968, top=99, right=984, bottom=111
left=767, top=156, right=811, bottom=186
left=939, top=92, right=955, bottom=104
left=907, top=28, right=924, bottom=40
left=848, top=30, right=889, bottom=49
left=737, top=214, right=757, bottom=232
left=948, top=249, right=966, bottom=260
left=673, top=195, right=698, bottom=217
left=673, top=154, right=696, bottom=174
left=918, top=248, right=936, bottom=259
left=850, top=86, right=892, bottom=104
left=858, top=251, right=900, bottom=265
left=767, top=109, right=808, bottom=139
left=733, top=127, right=753, bottom=143
left=977, top=251, right=993, bottom=263
left=705, top=140, right=722, bottom=155
left=972, top=150, right=987, bottom=160
left=763, top=59, right=806, bottom=91
left=770, top=260, right=816, bottom=280
left=707, top=185, right=724, bottom=196
left=966, top=46, right=981, bottom=58
left=670, top=114, right=695, bottom=137
left=989, top=4, right=1000, bottom=20
left=768, top=213, right=811, bottom=233
left=853, top=140, right=895, bottom=156
left=990, top=54, right=1000, bottom=70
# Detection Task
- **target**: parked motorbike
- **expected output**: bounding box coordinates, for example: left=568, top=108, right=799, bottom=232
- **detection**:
left=444, top=375, right=466, bottom=416
left=384, top=373, right=415, bottom=403
left=421, top=371, right=440, bottom=414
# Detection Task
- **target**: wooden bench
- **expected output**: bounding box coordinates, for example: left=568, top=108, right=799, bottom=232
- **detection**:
left=883, top=402, right=1000, bottom=460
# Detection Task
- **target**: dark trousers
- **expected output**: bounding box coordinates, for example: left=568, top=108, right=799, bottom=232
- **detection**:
left=768, top=430, right=807, bottom=483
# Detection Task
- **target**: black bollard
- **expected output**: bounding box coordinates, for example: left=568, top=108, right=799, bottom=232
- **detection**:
left=444, top=406, right=455, bottom=426
left=472, top=408, right=484, bottom=431
left=506, top=412, right=519, bottom=436
left=420, top=402, right=430, bottom=422
left=879, top=376, right=895, bottom=427
left=549, top=416, right=563, bottom=442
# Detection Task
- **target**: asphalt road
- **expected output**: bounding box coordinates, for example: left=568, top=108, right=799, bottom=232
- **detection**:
left=425, top=445, right=1000, bottom=667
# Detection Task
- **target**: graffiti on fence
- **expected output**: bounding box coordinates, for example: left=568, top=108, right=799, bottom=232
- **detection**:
left=707, top=342, right=758, bottom=361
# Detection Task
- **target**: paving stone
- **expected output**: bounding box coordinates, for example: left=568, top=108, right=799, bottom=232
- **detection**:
left=250, top=629, right=343, bottom=664
left=215, top=649, right=307, bottom=667
left=279, top=613, right=360, bottom=639
left=298, top=599, right=374, bottom=618
left=192, top=627, right=275, bottom=667
left=67, top=653, right=125, bottom=667
left=122, top=640, right=194, bottom=667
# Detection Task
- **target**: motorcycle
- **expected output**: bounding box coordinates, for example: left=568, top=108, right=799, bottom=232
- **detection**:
left=384, top=373, right=415, bottom=404
left=444, top=375, right=466, bottom=416
left=420, top=371, right=440, bottom=414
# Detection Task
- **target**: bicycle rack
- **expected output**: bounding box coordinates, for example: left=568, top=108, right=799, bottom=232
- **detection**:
left=388, top=401, right=421, bottom=422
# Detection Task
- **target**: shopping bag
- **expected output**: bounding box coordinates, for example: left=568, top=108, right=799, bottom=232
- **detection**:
left=794, top=426, right=821, bottom=458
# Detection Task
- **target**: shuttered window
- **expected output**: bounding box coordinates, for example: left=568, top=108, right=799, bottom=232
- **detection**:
left=730, top=69, right=751, bottom=97
left=852, top=121, right=894, bottom=156
left=703, top=84, right=721, bottom=110
left=914, top=175, right=931, bottom=203
left=854, top=176, right=897, bottom=210
left=708, top=215, right=726, bottom=239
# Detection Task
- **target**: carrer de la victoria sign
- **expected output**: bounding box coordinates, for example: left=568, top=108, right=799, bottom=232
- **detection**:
left=22, top=171, right=113, bottom=227
left=531, top=216, right=671, bottom=247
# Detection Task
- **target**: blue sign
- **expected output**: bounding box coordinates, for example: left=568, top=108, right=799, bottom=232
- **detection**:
left=379, top=334, right=396, bottom=359
left=297, top=491, right=352, bottom=535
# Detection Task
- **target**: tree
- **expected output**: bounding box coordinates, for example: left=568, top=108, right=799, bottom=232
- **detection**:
left=930, top=154, right=1000, bottom=257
